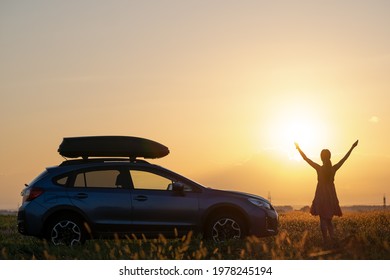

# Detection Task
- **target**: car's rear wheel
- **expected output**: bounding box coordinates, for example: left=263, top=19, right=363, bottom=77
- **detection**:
left=46, top=216, right=86, bottom=246
left=206, top=212, right=246, bottom=242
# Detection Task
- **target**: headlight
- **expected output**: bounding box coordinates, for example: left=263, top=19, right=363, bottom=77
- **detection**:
left=248, top=198, right=271, bottom=209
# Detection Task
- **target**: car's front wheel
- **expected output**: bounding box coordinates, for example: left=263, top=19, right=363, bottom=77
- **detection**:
left=206, top=212, right=246, bottom=242
left=45, top=216, right=86, bottom=246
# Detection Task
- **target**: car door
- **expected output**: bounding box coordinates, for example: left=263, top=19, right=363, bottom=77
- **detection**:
left=129, top=169, right=200, bottom=237
left=66, top=167, right=133, bottom=233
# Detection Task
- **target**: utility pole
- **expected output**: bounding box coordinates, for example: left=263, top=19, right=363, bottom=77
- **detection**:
left=384, top=194, right=386, bottom=210
left=268, top=191, right=272, bottom=203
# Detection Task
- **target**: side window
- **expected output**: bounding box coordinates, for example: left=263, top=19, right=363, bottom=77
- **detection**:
left=74, top=173, right=86, bottom=187
left=74, top=169, right=122, bottom=188
left=130, top=170, right=172, bottom=191
left=54, top=176, right=68, bottom=186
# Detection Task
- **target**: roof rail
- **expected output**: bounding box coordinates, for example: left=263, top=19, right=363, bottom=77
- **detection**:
left=59, top=157, right=150, bottom=166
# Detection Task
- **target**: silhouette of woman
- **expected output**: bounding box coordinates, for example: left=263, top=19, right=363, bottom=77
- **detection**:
left=295, top=140, right=359, bottom=245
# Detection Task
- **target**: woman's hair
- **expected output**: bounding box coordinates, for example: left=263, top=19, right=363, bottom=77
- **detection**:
left=321, top=149, right=333, bottom=180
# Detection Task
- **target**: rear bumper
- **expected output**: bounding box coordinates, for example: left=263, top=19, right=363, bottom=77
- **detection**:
left=17, top=209, right=27, bottom=235
left=17, top=202, right=47, bottom=237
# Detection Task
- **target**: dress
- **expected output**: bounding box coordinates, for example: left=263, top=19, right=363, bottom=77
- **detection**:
left=310, top=165, right=342, bottom=218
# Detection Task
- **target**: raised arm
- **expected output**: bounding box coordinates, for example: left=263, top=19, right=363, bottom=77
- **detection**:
left=334, top=140, right=359, bottom=171
left=295, top=142, right=320, bottom=169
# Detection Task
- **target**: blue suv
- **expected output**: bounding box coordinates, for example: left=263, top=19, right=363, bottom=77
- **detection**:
left=17, top=136, right=278, bottom=246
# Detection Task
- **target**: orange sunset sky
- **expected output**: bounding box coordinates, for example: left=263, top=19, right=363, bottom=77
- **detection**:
left=1, top=1, right=389, bottom=209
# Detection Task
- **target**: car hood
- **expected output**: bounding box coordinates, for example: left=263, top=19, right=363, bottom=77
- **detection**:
left=209, top=188, right=271, bottom=204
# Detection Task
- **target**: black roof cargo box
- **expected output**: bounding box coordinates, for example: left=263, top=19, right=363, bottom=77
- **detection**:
left=58, top=136, right=169, bottom=159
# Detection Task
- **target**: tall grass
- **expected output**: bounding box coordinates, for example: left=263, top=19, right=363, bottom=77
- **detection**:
left=1, top=211, right=389, bottom=260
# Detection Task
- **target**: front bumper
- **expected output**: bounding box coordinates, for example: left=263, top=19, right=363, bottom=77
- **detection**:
left=265, top=213, right=278, bottom=235
left=248, top=208, right=278, bottom=237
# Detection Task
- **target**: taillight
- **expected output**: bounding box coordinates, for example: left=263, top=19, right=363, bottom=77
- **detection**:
left=22, top=187, right=44, bottom=202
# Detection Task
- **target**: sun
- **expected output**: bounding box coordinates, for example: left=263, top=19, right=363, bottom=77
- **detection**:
left=285, top=119, right=318, bottom=148
left=263, top=107, right=328, bottom=161
left=282, top=118, right=321, bottom=160
left=257, top=94, right=332, bottom=161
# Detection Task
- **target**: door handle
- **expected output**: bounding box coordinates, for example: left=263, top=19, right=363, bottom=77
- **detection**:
left=134, top=195, right=148, bottom=202
left=75, top=193, right=88, bottom=199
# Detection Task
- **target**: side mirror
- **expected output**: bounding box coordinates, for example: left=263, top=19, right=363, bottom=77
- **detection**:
left=171, top=182, right=185, bottom=195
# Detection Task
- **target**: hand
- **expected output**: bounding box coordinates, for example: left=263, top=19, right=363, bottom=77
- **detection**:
left=352, top=140, right=359, bottom=148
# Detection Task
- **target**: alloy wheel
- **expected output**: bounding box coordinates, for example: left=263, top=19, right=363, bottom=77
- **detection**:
left=211, top=218, right=241, bottom=242
left=50, top=220, right=82, bottom=246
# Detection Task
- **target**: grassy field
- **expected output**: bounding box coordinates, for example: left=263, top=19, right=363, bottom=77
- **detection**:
left=1, top=211, right=389, bottom=260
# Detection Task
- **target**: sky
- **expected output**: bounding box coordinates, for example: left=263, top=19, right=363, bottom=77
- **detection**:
left=1, top=0, right=389, bottom=209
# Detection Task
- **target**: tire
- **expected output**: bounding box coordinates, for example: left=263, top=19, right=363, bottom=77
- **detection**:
left=46, top=216, right=86, bottom=246
left=206, top=212, right=246, bottom=243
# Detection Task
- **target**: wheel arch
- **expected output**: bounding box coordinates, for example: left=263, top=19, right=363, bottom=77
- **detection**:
left=42, top=206, right=93, bottom=238
left=202, top=203, right=250, bottom=235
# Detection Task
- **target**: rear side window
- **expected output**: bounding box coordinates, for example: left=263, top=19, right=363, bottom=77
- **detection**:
left=55, top=176, right=68, bottom=186
left=74, top=169, right=121, bottom=188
